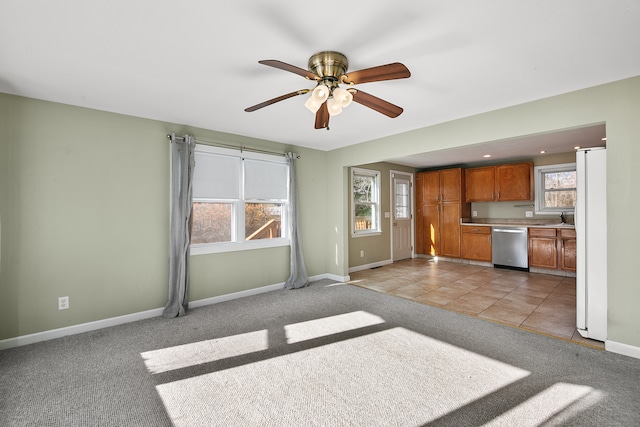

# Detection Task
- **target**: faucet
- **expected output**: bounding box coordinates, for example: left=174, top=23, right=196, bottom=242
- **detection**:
left=560, top=212, right=566, bottom=224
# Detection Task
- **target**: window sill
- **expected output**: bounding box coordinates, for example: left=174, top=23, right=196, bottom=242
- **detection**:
left=534, top=210, right=575, bottom=215
left=190, top=238, right=290, bottom=255
left=351, top=231, right=382, bottom=238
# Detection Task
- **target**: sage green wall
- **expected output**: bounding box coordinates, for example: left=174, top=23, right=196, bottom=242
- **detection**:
left=3, top=75, right=640, bottom=350
left=0, top=93, right=328, bottom=340
left=328, top=76, right=640, bottom=348
left=348, top=162, right=415, bottom=268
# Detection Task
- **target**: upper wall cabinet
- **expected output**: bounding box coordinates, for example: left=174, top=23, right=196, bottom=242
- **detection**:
left=464, top=166, right=495, bottom=202
left=465, top=162, right=534, bottom=202
left=496, top=162, right=534, bottom=201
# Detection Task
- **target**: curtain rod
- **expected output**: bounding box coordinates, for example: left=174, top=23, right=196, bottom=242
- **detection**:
left=166, top=134, right=299, bottom=159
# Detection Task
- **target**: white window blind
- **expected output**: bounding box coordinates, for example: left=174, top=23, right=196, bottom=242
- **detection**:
left=244, top=158, right=288, bottom=200
left=192, top=152, right=241, bottom=199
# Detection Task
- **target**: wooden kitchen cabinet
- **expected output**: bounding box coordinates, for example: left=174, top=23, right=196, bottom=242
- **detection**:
left=465, top=162, right=533, bottom=202
left=440, top=203, right=463, bottom=257
left=439, top=168, right=463, bottom=202
left=529, top=228, right=558, bottom=269
left=465, top=166, right=495, bottom=202
left=559, top=229, right=577, bottom=272
left=461, top=225, right=492, bottom=262
left=496, top=162, right=534, bottom=201
left=528, top=227, right=576, bottom=272
left=417, top=170, right=440, bottom=205
left=417, top=203, right=439, bottom=256
left=416, top=168, right=470, bottom=257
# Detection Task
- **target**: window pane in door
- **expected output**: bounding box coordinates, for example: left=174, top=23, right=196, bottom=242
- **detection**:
left=395, top=182, right=409, bottom=219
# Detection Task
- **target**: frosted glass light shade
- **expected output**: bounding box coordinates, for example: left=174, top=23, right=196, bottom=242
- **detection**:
left=332, top=87, right=353, bottom=108
left=311, top=84, right=330, bottom=102
left=304, top=95, right=322, bottom=113
left=327, top=98, right=343, bottom=116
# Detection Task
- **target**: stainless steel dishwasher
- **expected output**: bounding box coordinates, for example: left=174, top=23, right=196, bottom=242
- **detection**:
left=491, top=226, right=529, bottom=270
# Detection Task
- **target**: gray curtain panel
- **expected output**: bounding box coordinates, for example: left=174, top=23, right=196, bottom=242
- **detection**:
left=162, top=134, right=196, bottom=317
left=284, top=152, right=309, bottom=289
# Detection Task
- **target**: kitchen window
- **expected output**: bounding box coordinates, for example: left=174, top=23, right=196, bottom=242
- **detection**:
left=351, top=167, right=381, bottom=236
left=190, top=145, right=289, bottom=255
left=534, top=163, right=577, bottom=213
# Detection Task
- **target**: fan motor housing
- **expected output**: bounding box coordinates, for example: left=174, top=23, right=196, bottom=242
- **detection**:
left=308, top=51, right=348, bottom=81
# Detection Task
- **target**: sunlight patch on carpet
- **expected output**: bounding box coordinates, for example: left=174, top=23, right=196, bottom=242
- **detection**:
left=284, top=310, right=385, bottom=344
left=156, top=327, right=530, bottom=426
left=140, top=330, right=268, bottom=374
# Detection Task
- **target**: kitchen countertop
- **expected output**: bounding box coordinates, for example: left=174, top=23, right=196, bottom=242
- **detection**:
left=461, top=219, right=575, bottom=229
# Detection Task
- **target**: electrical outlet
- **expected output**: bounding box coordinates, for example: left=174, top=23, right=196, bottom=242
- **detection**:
left=360, top=250, right=364, bottom=258
left=525, top=211, right=533, bottom=218
left=472, top=211, right=478, bottom=217
left=58, top=296, right=69, bottom=310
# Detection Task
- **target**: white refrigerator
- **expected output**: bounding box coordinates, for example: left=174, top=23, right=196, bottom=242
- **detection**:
left=576, top=147, right=607, bottom=341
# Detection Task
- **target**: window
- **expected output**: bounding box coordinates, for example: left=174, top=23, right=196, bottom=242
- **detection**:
left=351, top=168, right=381, bottom=236
left=534, top=163, right=577, bottom=213
left=190, top=145, right=289, bottom=255
left=394, top=180, right=410, bottom=220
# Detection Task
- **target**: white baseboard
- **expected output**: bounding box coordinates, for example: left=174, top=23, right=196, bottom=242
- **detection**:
left=0, top=274, right=353, bottom=351
left=606, top=340, right=640, bottom=360
left=348, top=259, right=392, bottom=273
left=189, top=282, right=285, bottom=309
left=0, top=307, right=164, bottom=351
left=309, top=272, right=351, bottom=283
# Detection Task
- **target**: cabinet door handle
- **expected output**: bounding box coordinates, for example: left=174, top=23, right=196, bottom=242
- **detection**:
left=488, top=236, right=491, bottom=244
left=492, top=192, right=494, bottom=200
left=436, top=194, right=439, bottom=201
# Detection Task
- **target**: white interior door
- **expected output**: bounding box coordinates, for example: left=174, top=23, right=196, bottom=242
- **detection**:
left=392, top=172, right=413, bottom=261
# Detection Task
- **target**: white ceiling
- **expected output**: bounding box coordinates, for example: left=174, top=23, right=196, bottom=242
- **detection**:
left=1, top=1, right=638, bottom=164
left=388, top=124, right=607, bottom=169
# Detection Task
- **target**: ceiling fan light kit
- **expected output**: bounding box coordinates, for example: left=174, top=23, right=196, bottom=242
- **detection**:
left=245, top=51, right=410, bottom=130
left=332, top=87, right=353, bottom=108
left=326, top=97, right=343, bottom=116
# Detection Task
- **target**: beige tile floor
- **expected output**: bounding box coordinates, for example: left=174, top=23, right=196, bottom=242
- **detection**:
left=348, top=258, right=604, bottom=350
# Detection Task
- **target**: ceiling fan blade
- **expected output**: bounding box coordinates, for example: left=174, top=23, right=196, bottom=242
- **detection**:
left=314, top=102, right=330, bottom=129
left=258, top=60, right=320, bottom=81
left=340, top=62, right=410, bottom=85
left=245, top=90, right=309, bottom=112
left=351, top=90, right=404, bottom=118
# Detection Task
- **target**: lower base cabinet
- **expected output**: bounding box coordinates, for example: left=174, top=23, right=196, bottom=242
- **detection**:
left=559, top=229, right=577, bottom=271
left=461, top=225, right=492, bottom=262
left=528, top=227, right=576, bottom=272
left=529, top=228, right=558, bottom=269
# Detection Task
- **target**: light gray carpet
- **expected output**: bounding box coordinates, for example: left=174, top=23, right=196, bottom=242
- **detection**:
left=1, top=279, right=639, bottom=426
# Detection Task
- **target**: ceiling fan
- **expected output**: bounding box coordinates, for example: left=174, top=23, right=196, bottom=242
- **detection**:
left=245, top=51, right=411, bottom=130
